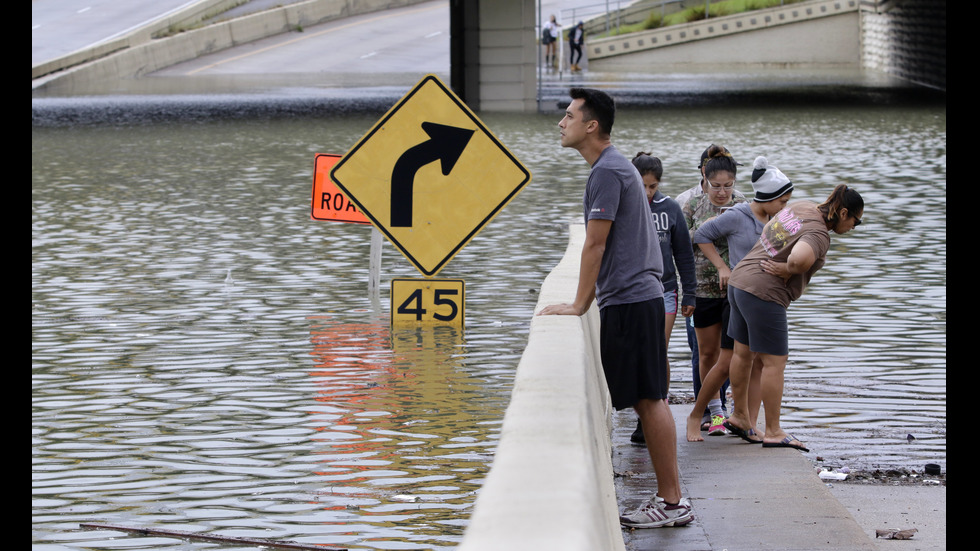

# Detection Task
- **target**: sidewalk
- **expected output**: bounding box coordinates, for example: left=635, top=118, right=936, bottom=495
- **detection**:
left=611, top=405, right=945, bottom=551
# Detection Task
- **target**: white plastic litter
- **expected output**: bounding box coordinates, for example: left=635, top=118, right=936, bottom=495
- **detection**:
left=818, top=469, right=848, bottom=481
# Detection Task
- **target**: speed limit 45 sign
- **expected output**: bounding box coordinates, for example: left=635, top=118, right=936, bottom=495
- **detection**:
left=391, top=279, right=464, bottom=327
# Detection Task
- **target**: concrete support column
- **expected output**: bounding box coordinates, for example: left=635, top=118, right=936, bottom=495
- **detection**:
left=450, top=0, right=480, bottom=110
left=451, top=0, right=538, bottom=112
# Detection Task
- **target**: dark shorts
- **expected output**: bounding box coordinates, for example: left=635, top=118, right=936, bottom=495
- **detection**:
left=599, top=297, right=668, bottom=410
left=693, top=296, right=734, bottom=349
left=728, top=286, right=789, bottom=356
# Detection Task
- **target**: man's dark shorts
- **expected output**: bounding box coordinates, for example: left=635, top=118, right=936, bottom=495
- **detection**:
left=599, top=297, right=668, bottom=410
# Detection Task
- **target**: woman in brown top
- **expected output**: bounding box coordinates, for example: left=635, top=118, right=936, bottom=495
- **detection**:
left=722, top=185, right=864, bottom=452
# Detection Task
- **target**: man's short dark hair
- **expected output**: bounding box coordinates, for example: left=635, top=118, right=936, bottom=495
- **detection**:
left=570, top=87, right=615, bottom=136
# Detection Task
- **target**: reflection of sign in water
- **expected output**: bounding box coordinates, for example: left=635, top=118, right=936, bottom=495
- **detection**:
left=310, top=153, right=371, bottom=224
left=391, top=278, right=464, bottom=327
left=331, top=74, right=531, bottom=277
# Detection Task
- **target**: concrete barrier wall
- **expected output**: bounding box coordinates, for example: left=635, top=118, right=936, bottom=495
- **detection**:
left=588, top=0, right=860, bottom=71
left=31, top=0, right=241, bottom=79
left=34, top=0, right=432, bottom=93
left=458, top=224, right=625, bottom=551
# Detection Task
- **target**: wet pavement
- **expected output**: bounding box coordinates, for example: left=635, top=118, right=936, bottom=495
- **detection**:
left=612, top=405, right=945, bottom=551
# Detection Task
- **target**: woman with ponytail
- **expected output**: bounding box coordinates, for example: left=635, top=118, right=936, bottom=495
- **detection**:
left=722, top=184, right=864, bottom=452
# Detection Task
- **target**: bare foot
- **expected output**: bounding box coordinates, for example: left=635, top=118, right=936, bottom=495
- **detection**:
left=686, top=413, right=704, bottom=442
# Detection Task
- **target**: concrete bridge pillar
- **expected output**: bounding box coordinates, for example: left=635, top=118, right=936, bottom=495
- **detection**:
left=451, top=0, right=538, bottom=112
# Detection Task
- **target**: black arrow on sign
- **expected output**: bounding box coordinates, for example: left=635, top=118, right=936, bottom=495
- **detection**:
left=390, top=122, right=475, bottom=227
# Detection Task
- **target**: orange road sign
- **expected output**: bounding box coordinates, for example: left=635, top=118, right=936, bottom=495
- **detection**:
left=310, top=153, right=371, bottom=224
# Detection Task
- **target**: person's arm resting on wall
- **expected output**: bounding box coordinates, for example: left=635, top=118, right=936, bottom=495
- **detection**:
left=538, top=218, right=611, bottom=316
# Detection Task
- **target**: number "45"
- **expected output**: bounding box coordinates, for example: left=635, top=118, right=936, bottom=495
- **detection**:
left=391, top=279, right=464, bottom=326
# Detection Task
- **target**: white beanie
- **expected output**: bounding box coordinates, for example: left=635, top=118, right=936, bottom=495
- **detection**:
left=751, top=156, right=793, bottom=202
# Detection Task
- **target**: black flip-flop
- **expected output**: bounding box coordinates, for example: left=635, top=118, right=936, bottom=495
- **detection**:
left=762, top=435, right=810, bottom=453
left=723, top=420, right=761, bottom=444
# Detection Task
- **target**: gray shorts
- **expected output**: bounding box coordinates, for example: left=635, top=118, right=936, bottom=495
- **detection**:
left=663, top=290, right=678, bottom=315
left=727, top=286, right=789, bottom=356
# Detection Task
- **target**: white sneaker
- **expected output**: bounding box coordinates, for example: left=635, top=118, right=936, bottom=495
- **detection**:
left=620, top=496, right=693, bottom=528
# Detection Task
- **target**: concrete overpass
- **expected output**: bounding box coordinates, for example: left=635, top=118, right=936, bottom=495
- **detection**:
left=585, top=0, right=944, bottom=91
left=31, top=0, right=539, bottom=111
left=32, top=0, right=945, bottom=112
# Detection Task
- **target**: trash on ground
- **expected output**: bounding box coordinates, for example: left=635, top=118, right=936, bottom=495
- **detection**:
left=818, top=469, right=848, bottom=481
left=875, top=528, right=918, bottom=540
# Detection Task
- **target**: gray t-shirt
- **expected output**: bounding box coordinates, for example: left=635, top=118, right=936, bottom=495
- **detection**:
left=693, top=201, right=765, bottom=268
left=582, top=146, right=664, bottom=309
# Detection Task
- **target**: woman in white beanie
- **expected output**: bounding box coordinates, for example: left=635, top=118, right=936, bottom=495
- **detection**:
left=685, top=156, right=793, bottom=442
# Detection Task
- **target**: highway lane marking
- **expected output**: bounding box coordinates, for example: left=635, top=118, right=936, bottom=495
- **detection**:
left=91, top=0, right=204, bottom=47
left=185, top=2, right=444, bottom=76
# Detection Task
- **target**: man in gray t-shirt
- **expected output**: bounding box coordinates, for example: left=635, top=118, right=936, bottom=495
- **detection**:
left=539, top=88, right=692, bottom=529
left=583, top=144, right=663, bottom=309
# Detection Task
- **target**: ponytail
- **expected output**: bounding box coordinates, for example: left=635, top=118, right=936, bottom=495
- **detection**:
left=818, top=185, right=864, bottom=226
left=632, top=152, right=663, bottom=180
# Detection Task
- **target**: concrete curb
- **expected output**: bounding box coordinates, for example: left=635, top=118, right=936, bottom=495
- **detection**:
left=458, top=224, right=625, bottom=551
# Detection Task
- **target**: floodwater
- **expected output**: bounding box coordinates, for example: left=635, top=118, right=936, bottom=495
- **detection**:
left=33, top=101, right=945, bottom=549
